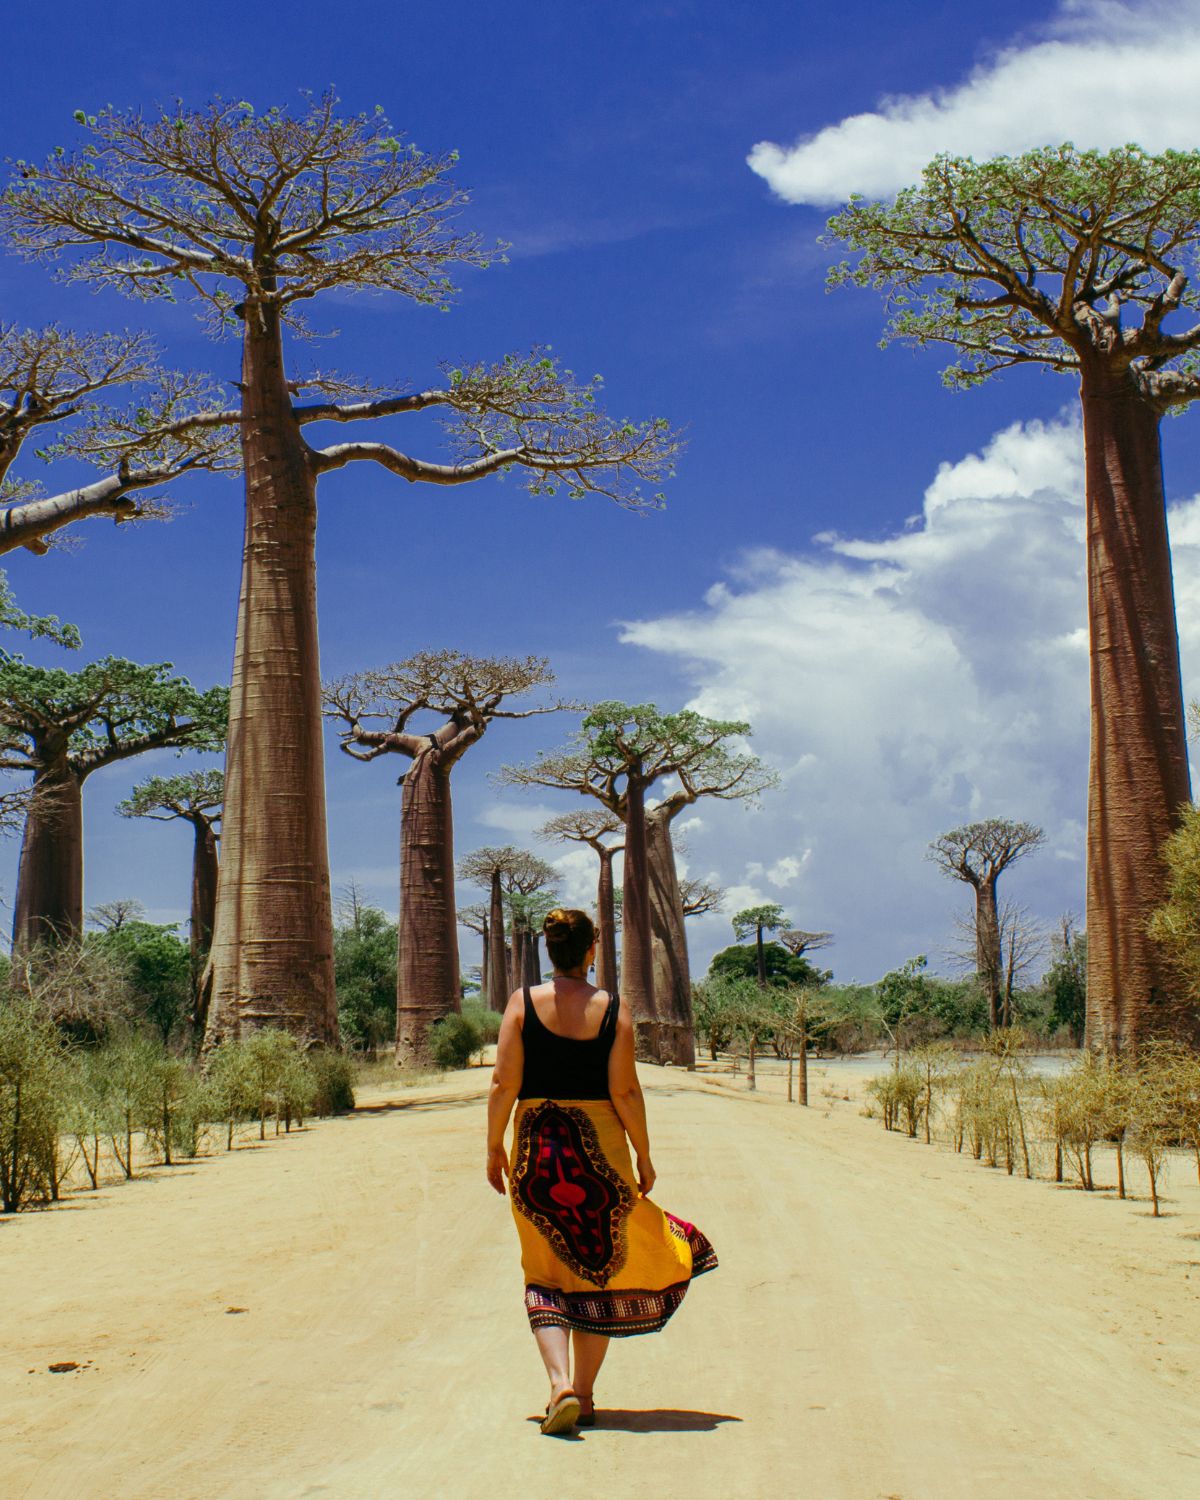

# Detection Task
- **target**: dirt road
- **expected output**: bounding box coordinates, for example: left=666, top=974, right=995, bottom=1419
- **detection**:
left=5, top=1065, right=1198, bottom=1499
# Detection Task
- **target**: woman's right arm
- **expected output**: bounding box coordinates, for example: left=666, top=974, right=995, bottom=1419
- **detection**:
left=607, top=998, right=656, bottom=1197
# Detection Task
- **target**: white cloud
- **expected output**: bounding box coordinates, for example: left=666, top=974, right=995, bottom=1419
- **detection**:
left=620, top=411, right=1200, bottom=981
left=749, top=1, right=1200, bottom=206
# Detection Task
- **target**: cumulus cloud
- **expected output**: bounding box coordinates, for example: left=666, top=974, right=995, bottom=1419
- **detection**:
left=749, top=1, right=1200, bottom=205
left=620, top=412, right=1200, bottom=981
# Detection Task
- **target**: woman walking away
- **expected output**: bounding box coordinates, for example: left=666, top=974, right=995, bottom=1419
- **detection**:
left=487, top=907, right=717, bottom=1435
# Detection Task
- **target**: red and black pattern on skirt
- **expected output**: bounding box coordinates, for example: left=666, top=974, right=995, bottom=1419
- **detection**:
left=511, top=1101, right=634, bottom=1286
left=523, top=1214, right=719, bottom=1338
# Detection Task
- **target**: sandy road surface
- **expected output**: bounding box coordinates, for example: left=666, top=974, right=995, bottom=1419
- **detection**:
left=5, top=1064, right=1199, bottom=1500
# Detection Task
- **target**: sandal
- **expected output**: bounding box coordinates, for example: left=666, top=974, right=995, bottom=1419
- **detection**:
left=541, top=1386, right=581, bottom=1435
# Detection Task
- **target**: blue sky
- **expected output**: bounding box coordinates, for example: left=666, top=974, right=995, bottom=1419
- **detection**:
left=6, top=0, right=1200, bottom=984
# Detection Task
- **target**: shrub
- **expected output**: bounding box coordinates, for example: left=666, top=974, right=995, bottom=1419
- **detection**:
left=0, top=994, right=69, bottom=1211
left=429, top=1012, right=484, bottom=1070
left=309, top=1049, right=356, bottom=1116
left=96, top=1031, right=161, bottom=1180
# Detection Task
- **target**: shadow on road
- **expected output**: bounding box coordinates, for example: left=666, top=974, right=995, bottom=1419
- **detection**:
left=526, top=1409, right=741, bottom=1436
left=348, top=1094, right=486, bottom=1117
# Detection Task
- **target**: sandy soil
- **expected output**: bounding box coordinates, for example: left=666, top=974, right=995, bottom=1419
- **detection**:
left=5, top=1060, right=1199, bottom=1500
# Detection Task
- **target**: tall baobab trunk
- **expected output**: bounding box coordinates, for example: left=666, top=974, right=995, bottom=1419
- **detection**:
left=1080, top=368, right=1193, bottom=1051
left=523, top=930, right=541, bottom=987
left=487, top=871, right=507, bottom=1013
left=755, top=924, right=767, bottom=989
left=189, top=816, right=220, bottom=958
left=12, top=763, right=84, bottom=951
left=645, top=806, right=696, bottom=1067
left=395, top=745, right=461, bottom=1064
left=621, top=771, right=660, bottom=1061
left=480, top=916, right=489, bottom=1000
left=973, top=877, right=1002, bottom=1031
left=595, top=847, right=619, bottom=993
left=204, top=303, right=337, bottom=1047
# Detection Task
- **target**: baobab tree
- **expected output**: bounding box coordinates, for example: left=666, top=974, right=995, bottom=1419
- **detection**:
left=458, top=845, right=559, bottom=1012
left=537, top=808, right=625, bottom=992
left=0, top=323, right=232, bottom=555
left=324, top=651, right=565, bottom=1062
left=929, top=819, right=1044, bottom=1030
left=680, top=876, right=726, bottom=920
left=779, top=928, right=833, bottom=960
left=502, top=702, right=777, bottom=1065
left=2, top=97, right=679, bottom=1047
left=827, top=145, right=1200, bottom=1049
left=0, top=656, right=227, bottom=949
left=118, top=769, right=223, bottom=1021
left=732, top=904, right=791, bottom=990
left=458, top=903, right=490, bottom=999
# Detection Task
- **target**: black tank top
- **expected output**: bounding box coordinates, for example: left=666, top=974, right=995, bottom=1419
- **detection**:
left=518, top=984, right=619, bottom=1101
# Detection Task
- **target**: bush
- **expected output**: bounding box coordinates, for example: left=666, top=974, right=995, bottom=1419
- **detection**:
left=309, top=1049, right=356, bottom=1116
left=429, top=1012, right=484, bottom=1070
left=0, top=994, right=69, bottom=1211
left=866, top=1065, right=925, bottom=1136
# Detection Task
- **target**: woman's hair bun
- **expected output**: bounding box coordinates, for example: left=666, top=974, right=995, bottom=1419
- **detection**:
left=542, top=907, right=596, bottom=969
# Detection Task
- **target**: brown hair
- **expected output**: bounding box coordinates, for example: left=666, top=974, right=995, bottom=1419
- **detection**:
left=542, top=907, right=596, bottom=971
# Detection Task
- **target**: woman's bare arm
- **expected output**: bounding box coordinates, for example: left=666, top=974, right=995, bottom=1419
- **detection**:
left=608, top=999, right=655, bottom=1196
left=486, top=989, right=525, bottom=1194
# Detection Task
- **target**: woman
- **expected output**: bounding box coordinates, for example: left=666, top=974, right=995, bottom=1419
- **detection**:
left=486, top=907, right=717, bottom=1435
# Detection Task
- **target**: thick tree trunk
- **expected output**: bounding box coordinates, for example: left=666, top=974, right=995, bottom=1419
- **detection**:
left=189, top=816, right=220, bottom=959
left=974, top=877, right=1002, bottom=1031
left=12, top=762, right=84, bottom=951
left=480, top=917, right=489, bottom=999
left=620, top=771, right=660, bottom=1061
left=1080, top=369, right=1193, bottom=1050
left=204, top=304, right=337, bottom=1047
left=487, top=872, right=507, bottom=1013
left=523, top=930, right=541, bottom=987
left=644, top=805, right=696, bottom=1066
left=595, top=848, right=619, bottom=993
left=395, top=747, right=461, bottom=1065
left=755, top=926, right=766, bottom=989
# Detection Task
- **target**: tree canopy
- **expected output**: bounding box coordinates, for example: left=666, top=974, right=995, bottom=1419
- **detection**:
left=0, top=322, right=235, bottom=555
left=826, top=145, right=1200, bottom=401
left=118, top=768, right=224, bottom=824
left=0, top=656, right=228, bottom=775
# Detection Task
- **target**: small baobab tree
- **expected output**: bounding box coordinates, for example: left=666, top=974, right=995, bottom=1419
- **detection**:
left=680, top=876, right=726, bottom=920
left=929, top=820, right=1044, bottom=1031
left=458, top=846, right=560, bottom=1012
left=324, top=651, right=565, bottom=1062
left=731, top=903, right=790, bottom=990
left=502, top=701, right=777, bottom=1065
left=537, top=808, right=625, bottom=992
left=0, top=323, right=232, bottom=555
left=826, top=145, right=1200, bottom=1049
left=458, top=903, right=490, bottom=999
left=117, top=769, right=224, bottom=1023
left=1, top=96, right=678, bottom=1049
left=0, top=656, right=228, bottom=951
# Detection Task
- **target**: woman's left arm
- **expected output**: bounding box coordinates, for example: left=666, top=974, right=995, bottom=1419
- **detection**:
left=486, top=989, right=525, bottom=1194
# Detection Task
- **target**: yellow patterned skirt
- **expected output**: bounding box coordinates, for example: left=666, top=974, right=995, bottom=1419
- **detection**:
left=508, top=1097, right=718, bottom=1337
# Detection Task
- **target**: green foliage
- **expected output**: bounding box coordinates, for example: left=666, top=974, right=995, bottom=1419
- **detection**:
left=428, top=1012, right=483, bottom=1070
left=0, top=655, right=228, bottom=772
left=707, top=942, right=825, bottom=990
left=826, top=144, right=1200, bottom=396
left=1044, top=921, right=1087, bottom=1045
left=0, top=570, right=81, bottom=651
left=0, top=993, right=69, bottom=1211
left=88, top=922, right=191, bottom=1042
left=1150, top=801, right=1200, bottom=1000
left=308, top=1050, right=356, bottom=1116
left=118, top=768, right=224, bottom=821
left=333, top=905, right=397, bottom=1055
left=730, top=903, right=789, bottom=942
